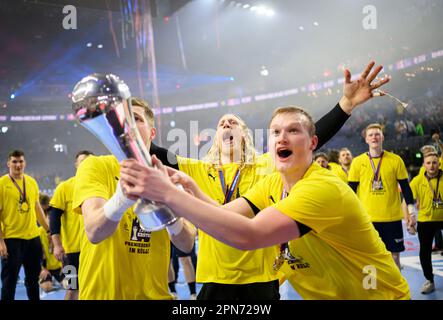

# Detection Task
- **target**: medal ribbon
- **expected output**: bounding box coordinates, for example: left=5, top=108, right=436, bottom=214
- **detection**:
left=426, top=170, right=442, bottom=202
left=218, top=169, right=241, bottom=204
left=278, top=189, right=289, bottom=253
left=9, top=175, right=27, bottom=204
left=367, top=151, right=384, bottom=182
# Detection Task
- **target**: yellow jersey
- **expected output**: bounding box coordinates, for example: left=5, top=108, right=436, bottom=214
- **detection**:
left=178, top=153, right=279, bottom=284
left=72, top=155, right=172, bottom=300
left=38, top=226, right=62, bottom=271
left=348, top=150, right=409, bottom=222
left=50, top=177, right=83, bottom=253
left=0, top=174, right=40, bottom=239
left=244, top=163, right=410, bottom=300
left=329, top=162, right=348, bottom=183
left=410, top=170, right=443, bottom=222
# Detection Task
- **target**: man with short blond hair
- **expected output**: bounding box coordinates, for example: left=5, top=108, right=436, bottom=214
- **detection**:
left=122, top=105, right=410, bottom=299
left=70, top=73, right=196, bottom=300
left=348, top=123, right=415, bottom=269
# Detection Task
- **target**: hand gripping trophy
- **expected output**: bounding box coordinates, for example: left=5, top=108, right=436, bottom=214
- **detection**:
left=71, top=73, right=178, bottom=231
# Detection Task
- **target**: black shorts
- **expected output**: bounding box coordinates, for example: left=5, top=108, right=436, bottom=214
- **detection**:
left=41, top=268, right=65, bottom=284
left=171, top=243, right=195, bottom=258
left=63, top=252, right=80, bottom=290
left=197, top=280, right=280, bottom=300
left=373, top=220, right=405, bottom=253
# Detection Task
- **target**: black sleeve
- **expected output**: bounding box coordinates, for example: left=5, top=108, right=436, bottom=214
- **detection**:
left=297, top=221, right=312, bottom=237
left=49, top=207, right=64, bottom=235
left=149, top=143, right=179, bottom=170
left=314, top=103, right=350, bottom=151
left=348, top=181, right=359, bottom=193
left=242, top=197, right=261, bottom=215
left=242, top=196, right=312, bottom=236
left=398, top=179, right=414, bottom=205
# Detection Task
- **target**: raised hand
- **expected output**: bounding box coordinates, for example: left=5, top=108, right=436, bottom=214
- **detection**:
left=339, top=61, right=390, bottom=113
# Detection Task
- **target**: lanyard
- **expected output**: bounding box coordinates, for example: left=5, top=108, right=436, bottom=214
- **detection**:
left=218, top=169, right=241, bottom=204
left=278, top=189, right=289, bottom=252
left=8, top=175, right=27, bottom=203
left=426, top=171, right=442, bottom=201
left=367, top=151, right=384, bottom=182
left=274, top=188, right=299, bottom=271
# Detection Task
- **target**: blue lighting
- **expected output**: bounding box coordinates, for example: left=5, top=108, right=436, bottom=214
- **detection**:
left=10, top=93, right=15, bottom=99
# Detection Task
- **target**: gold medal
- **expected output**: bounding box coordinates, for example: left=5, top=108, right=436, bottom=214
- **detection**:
left=372, top=180, right=383, bottom=191
left=20, top=202, right=29, bottom=212
left=273, top=253, right=284, bottom=271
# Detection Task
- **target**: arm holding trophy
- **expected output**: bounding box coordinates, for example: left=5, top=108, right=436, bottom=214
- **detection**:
left=71, top=74, right=195, bottom=252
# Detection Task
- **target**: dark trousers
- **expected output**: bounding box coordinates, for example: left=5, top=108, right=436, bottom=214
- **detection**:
left=197, top=280, right=280, bottom=300
left=1, top=237, right=42, bottom=300
left=417, top=221, right=443, bottom=282
left=434, top=230, right=443, bottom=248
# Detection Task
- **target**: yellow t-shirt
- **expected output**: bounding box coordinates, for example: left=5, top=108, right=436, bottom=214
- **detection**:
left=419, top=158, right=443, bottom=176
left=50, top=177, right=83, bottom=254
left=410, top=170, right=443, bottom=222
left=72, top=155, right=172, bottom=300
left=0, top=174, right=40, bottom=239
left=329, top=162, right=348, bottom=183
left=38, top=226, right=62, bottom=271
left=348, top=150, right=409, bottom=222
left=244, top=163, right=410, bottom=300
left=178, top=153, right=279, bottom=284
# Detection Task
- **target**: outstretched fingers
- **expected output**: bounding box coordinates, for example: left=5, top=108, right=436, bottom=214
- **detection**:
left=367, top=64, right=383, bottom=83
left=344, top=69, right=352, bottom=84
left=370, top=76, right=390, bottom=90
left=360, top=60, right=375, bottom=79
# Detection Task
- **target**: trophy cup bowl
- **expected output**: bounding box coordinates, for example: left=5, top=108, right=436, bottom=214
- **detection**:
left=71, top=73, right=178, bottom=231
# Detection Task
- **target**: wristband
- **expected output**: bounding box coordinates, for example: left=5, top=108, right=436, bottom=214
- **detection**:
left=166, top=218, right=184, bottom=236
left=407, top=204, right=417, bottom=216
left=103, top=183, right=135, bottom=222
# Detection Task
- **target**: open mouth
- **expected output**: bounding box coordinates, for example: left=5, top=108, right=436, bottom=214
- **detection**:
left=222, top=131, right=234, bottom=144
left=277, top=149, right=293, bottom=158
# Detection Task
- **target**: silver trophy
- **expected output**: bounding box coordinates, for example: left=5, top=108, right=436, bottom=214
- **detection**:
left=71, top=73, right=178, bottom=231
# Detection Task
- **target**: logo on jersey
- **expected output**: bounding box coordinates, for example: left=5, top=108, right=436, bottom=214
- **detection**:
left=287, top=253, right=310, bottom=270
left=130, top=218, right=151, bottom=242
left=125, top=218, right=152, bottom=254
